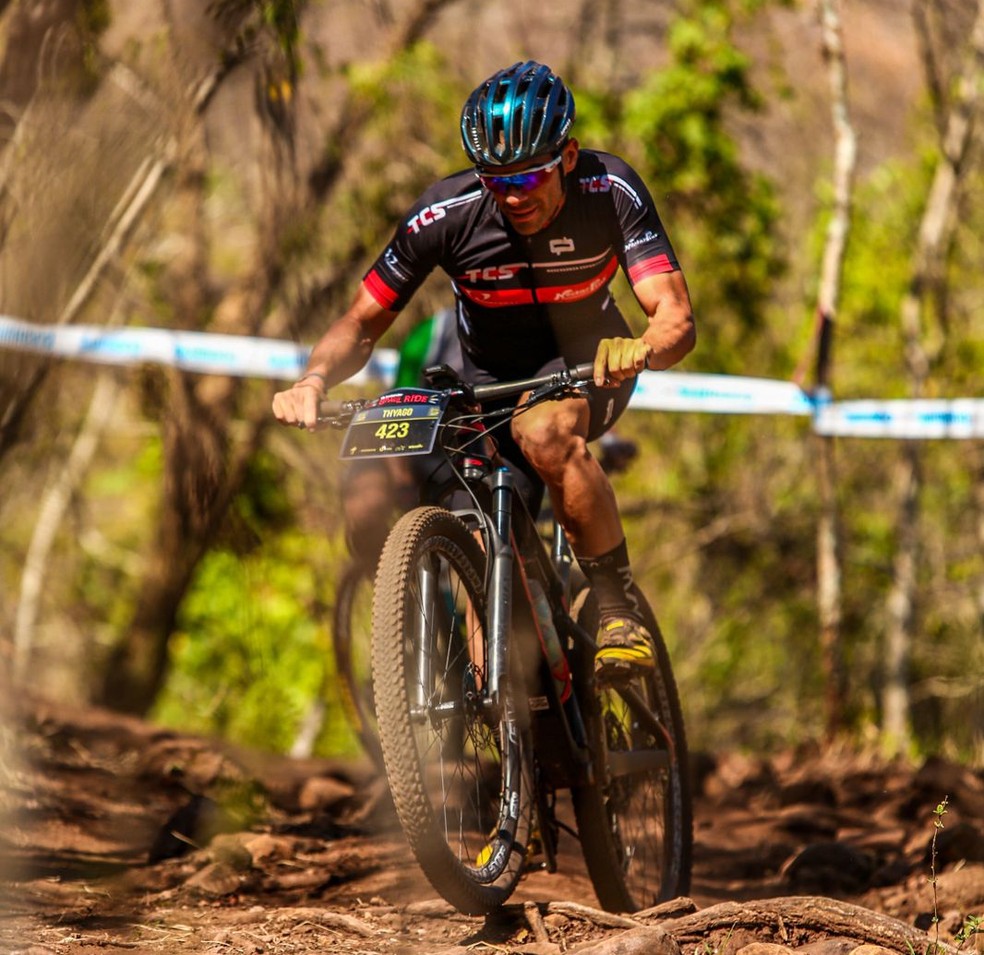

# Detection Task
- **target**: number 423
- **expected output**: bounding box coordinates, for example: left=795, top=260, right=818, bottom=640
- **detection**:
left=375, top=422, right=410, bottom=439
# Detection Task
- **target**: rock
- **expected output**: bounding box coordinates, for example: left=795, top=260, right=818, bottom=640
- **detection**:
left=185, top=860, right=246, bottom=897
left=937, top=863, right=984, bottom=909
left=783, top=841, right=875, bottom=894
left=702, top=752, right=780, bottom=807
left=795, top=938, right=860, bottom=955
left=573, top=925, right=681, bottom=955
left=779, top=777, right=838, bottom=808
left=734, top=944, right=795, bottom=955
left=924, top=821, right=984, bottom=866
left=297, top=774, right=356, bottom=811
left=208, top=832, right=255, bottom=869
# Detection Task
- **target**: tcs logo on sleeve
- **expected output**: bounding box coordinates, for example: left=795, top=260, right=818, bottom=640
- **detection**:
left=407, top=203, right=447, bottom=234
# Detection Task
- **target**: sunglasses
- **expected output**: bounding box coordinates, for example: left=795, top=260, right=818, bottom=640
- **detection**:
left=475, top=154, right=563, bottom=195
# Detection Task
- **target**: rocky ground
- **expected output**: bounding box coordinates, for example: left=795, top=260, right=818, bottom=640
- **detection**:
left=1, top=694, right=983, bottom=955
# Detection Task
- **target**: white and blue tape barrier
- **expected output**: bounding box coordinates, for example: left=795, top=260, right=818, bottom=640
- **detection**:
left=3, top=315, right=982, bottom=439
left=630, top=370, right=815, bottom=416
left=814, top=398, right=984, bottom=440
left=0, top=315, right=396, bottom=385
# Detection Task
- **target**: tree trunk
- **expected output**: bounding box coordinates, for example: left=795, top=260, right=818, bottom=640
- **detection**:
left=13, top=371, right=121, bottom=682
left=812, top=0, right=856, bottom=740
left=883, top=0, right=984, bottom=754
left=96, top=0, right=465, bottom=714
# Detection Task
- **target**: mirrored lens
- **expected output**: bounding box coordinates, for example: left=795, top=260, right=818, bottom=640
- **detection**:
left=476, top=155, right=562, bottom=195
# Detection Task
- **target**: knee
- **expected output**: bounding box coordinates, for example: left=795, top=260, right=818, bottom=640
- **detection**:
left=511, top=414, right=586, bottom=479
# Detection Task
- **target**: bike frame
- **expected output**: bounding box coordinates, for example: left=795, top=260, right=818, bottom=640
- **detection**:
left=324, top=363, right=681, bottom=886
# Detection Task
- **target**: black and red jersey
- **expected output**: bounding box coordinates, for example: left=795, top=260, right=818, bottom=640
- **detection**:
left=364, top=149, right=679, bottom=380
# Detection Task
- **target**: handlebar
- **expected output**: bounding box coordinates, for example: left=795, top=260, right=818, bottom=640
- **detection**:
left=317, top=362, right=596, bottom=428
left=470, top=362, right=595, bottom=403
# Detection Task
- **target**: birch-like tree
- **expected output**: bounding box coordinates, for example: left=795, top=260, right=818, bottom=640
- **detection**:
left=882, top=0, right=984, bottom=753
left=811, top=0, right=857, bottom=741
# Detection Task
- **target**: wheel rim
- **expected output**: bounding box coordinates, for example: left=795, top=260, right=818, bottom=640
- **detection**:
left=400, top=537, right=527, bottom=883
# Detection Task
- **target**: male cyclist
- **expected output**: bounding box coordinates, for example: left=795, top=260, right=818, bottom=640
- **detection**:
left=274, top=61, right=696, bottom=678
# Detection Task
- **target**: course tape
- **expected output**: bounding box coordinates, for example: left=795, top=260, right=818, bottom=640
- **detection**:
left=3, top=315, right=982, bottom=439
left=814, top=399, right=984, bottom=440
left=0, top=314, right=395, bottom=384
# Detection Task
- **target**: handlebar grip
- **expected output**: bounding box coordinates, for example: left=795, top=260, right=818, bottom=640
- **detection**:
left=572, top=361, right=596, bottom=382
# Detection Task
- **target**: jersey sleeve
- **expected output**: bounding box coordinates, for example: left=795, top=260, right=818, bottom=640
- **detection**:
left=600, top=155, right=680, bottom=287
left=362, top=179, right=465, bottom=312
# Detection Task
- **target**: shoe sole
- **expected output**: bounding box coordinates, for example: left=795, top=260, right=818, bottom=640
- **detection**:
left=594, top=654, right=655, bottom=684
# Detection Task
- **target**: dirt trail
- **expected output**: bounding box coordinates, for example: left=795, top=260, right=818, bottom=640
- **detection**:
left=2, top=694, right=983, bottom=954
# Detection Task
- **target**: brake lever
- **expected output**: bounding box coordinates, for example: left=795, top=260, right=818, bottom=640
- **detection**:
left=315, top=397, right=368, bottom=430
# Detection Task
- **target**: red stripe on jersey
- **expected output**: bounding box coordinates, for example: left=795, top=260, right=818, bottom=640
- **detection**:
left=458, top=286, right=536, bottom=307
left=536, top=255, right=619, bottom=304
left=628, top=253, right=674, bottom=284
left=363, top=271, right=400, bottom=310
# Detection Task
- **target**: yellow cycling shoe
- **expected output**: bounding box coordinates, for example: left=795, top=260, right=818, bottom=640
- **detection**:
left=594, top=617, right=656, bottom=677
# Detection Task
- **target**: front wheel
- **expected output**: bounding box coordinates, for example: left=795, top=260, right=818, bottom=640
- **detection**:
left=570, top=586, right=693, bottom=911
left=371, top=507, right=534, bottom=915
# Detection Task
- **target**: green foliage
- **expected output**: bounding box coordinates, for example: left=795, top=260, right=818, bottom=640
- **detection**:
left=954, top=915, right=983, bottom=949
left=79, top=0, right=111, bottom=36
left=153, top=529, right=359, bottom=756
left=260, top=0, right=301, bottom=76
left=23, top=0, right=980, bottom=766
left=341, top=44, right=466, bottom=217
left=617, top=0, right=786, bottom=359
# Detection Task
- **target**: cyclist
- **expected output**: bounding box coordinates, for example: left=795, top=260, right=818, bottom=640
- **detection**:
left=340, top=307, right=462, bottom=566
left=274, top=61, right=696, bottom=679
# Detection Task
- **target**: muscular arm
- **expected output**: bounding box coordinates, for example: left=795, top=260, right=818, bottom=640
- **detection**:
left=593, top=270, right=696, bottom=386
left=272, top=282, right=398, bottom=429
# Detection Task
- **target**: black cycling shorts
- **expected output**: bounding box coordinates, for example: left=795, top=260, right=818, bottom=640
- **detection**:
left=476, top=356, right=636, bottom=519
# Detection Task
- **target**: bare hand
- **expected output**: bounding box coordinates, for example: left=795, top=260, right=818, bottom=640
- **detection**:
left=593, top=337, right=653, bottom=387
left=272, top=379, right=323, bottom=431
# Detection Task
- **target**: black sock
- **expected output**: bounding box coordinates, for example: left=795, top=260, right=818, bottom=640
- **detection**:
left=577, top=539, right=641, bottom=621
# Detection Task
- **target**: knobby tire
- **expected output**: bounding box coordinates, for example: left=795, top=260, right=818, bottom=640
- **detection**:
left=570, top=586, right=693, bottom=911
left=332, top=561, right=384, bottom=770
left=371, top=506, right=533, bottom=915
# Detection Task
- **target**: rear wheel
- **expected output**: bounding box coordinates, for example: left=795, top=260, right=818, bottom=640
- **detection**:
left=332, top=561, right=384, bottom=769
left=570, top=586, right=693, bottom=911
left=372, top=506, right=534, bottom=915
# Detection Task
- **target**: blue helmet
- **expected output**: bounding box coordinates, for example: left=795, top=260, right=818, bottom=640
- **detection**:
left=460, top=61, right=575, bottom=167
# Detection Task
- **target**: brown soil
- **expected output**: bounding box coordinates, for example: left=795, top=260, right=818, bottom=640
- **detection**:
left=2, top=694, right=983, bottom=955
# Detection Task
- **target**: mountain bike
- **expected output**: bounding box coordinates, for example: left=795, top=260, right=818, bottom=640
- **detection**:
left=329, top=431, right=640, bottom=773
left=319, top=363, right=692, bottom=915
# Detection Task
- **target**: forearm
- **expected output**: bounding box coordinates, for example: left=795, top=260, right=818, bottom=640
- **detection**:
left=642, top=303, right=696, bottom=371
left=300, top=283, right=397, bottom=391
left=273, top=283, right=397, bottom=429
left=302, top=315, right=379, bottom=390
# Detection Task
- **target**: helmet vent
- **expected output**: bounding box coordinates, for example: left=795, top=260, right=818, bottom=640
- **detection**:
left=460, top=61, right=575, bottom=167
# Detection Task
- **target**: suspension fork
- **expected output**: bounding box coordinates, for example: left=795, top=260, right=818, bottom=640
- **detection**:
left=413, top=552, right=441, bottom=713
left=485, top=468, right=514, bottom=707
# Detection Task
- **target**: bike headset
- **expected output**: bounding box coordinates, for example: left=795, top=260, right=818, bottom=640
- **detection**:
left=460, top=60, right=576, bottom=193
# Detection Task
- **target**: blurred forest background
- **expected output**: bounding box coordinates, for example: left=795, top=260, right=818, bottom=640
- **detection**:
left=0, top=0, right=981, bottom=766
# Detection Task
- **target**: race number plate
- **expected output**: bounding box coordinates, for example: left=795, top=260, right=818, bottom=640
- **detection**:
left=340, top=388, right=448, bottom=459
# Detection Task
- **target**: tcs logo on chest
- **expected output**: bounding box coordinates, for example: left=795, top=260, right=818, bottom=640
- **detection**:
left=461, top=264, right=521, bottom=282
left=579, top=175, right=612, bottom=194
